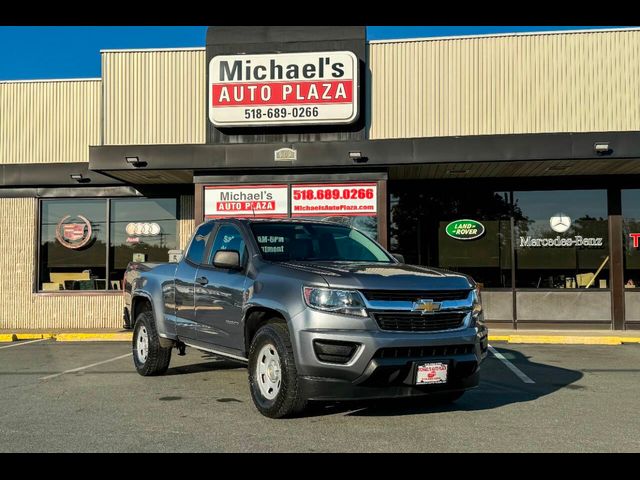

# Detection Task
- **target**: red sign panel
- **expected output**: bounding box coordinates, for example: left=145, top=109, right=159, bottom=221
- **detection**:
left=204, top=185, right=289, bottom=219
left=290, top=183, right=377, bottom=217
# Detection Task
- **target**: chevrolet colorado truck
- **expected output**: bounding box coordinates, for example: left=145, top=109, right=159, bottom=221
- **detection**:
left=123, top=218, right=488, bottom=418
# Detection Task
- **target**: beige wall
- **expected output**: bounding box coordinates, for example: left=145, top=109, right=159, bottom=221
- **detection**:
left=0, top=79, right=100, bottom=164
left=102, top=49, right=206, bottom=145
left=178, top=195, right=195, bottom=249
left=0, top=197, right=122, bottom=329
left=0, top=195, right=195, bottom=330
left=368, top=30, right=640, bottom=139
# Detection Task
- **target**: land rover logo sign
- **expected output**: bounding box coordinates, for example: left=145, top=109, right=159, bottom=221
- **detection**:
left=445, top=220, right=486, bottom=241
left=55, top=215, right=93, bottom=249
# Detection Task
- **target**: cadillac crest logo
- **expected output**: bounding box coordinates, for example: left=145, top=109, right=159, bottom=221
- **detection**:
left=55, top=215, right=93, bottom=249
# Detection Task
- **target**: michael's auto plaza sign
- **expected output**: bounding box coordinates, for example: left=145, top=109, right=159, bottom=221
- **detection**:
left=208, top=51, right=359, bottom=127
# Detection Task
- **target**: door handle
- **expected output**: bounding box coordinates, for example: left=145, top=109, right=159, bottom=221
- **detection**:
left=196, top=276, right=209, bottom=286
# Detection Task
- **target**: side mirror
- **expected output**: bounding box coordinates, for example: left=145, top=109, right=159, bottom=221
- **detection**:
left=213, top=250, right=242, bottom=270
left=392, top=253, right=405, bottom=263
left=168, top=249, right=183, bottom=263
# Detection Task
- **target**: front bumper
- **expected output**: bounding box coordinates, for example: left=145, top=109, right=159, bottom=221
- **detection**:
left=290, top=308, right=488, bottom=401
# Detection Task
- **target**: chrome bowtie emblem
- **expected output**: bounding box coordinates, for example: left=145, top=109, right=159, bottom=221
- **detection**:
left=412, top=299, right=442, bottom=314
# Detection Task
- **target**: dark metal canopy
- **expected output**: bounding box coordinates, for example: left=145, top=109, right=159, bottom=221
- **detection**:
left=88, top=131, right=640, bottom=184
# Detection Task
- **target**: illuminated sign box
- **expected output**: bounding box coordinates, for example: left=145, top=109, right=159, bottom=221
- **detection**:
left=209, top=51, right=359, bottom=127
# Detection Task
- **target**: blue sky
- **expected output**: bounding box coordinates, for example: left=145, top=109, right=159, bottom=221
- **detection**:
left=0, top=26, right=627, bottom=81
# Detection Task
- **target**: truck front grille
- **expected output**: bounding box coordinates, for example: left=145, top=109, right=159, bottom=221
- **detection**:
left=374, top=344, right=475, bottom=359
left=362, top=290, right=470, bottom=302
left=373, top=311, right=466, bottom=332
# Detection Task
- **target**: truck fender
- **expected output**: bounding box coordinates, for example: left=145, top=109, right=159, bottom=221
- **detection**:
left=131, top=291, right=176, bottom=348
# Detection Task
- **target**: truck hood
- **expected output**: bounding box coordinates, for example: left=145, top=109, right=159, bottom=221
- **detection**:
left=279, top=261, right=474, bottom=291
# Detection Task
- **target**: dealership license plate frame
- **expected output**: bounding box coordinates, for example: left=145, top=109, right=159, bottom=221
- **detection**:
left=415, top=362, right=449, bottom=385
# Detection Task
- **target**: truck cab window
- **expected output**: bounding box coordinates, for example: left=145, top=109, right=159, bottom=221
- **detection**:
left=208, top=225, right=246, bottom=265
left=187, top=223, right=215, bottom=264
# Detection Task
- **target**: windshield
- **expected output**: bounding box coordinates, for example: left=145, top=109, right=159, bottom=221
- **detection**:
left=250, top=222, right=393, bottom=263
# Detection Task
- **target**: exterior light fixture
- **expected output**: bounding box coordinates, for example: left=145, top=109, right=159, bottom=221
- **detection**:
left=594, top=142, right=611, bottom=154
left=349, top=151, right=368, bottom=163
left=125, top=156, right=145, bottom=167
left=70, top=174, right=84, bottom=181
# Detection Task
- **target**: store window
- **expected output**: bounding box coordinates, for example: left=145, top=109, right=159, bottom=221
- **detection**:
left=389, top=186, right=513, bottom=288
left=622, top=190, right=640, bottom=289
left=109, top=198, right=178, bottom=289
left=40, top=199, right=108, bottom=291
left=514, top=190, right=609, bottom=289
left=39, top=198, right=177, bottom=292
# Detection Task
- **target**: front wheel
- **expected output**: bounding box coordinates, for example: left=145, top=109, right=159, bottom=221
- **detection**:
left=248, top=321, right=308, bottom=418
left=132, top=311, right=172, bottom=376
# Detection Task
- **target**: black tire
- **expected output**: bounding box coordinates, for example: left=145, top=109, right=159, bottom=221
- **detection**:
left=132, top=311, right=172, bottom=376
left=248, top=321, right=308, bottom=418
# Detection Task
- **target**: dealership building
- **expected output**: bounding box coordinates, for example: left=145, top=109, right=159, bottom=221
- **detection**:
left=1, top=25, right=640, bottom=331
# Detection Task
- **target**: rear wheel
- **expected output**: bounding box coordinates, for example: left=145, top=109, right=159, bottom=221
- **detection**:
left=133, top=311, right=172, bottom=376
left=248, top=321, right=308, bottom=418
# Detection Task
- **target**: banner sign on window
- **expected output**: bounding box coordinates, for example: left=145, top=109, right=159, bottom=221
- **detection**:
left=204, top=185, right=289, bottom=219
left=208, top=51, right=359, bottom=127
left=290, top=183, right=377, bottom=217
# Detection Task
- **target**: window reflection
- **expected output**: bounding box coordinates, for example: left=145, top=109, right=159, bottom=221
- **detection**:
left=40, top=199, right=107, bottom=291
left=622, top=190, right=640, bottom=289
left=109, top=198, right=177, bottom=289
left=389, top=187, right=513, bottom=288
left=389, top=185, right=610, bottom=289
left=39, top=198, right=177, bottom=292
left=514, top=191, right=609, bottom=289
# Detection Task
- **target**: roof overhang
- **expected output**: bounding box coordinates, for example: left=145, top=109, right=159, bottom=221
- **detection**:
left=88, top=131, right=640, bottom=184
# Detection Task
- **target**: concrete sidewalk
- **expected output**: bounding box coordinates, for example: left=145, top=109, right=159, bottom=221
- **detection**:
left=2, top=328, right=640, bottom=345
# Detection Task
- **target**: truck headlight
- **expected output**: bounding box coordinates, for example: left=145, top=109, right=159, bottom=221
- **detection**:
left=472, top=287, right=482, bottom=316
left=303, top=287, right=368, bottom=317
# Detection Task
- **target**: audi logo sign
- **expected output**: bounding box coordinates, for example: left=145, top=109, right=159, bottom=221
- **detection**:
left=126, top=222, right=161, bottom=236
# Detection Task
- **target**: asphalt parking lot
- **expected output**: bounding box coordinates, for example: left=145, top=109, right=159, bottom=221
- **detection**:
left=1, top=340, right=639, bottom=452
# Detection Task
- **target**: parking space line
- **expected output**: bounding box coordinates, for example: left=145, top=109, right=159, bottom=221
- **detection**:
left=0, top=339, right=47, bottom=350
left=40, top=353, right=132, bottom=380
left=488, top=344, right=535, bottom=384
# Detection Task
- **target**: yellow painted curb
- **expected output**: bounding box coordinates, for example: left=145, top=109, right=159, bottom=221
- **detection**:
left=0, top=333, right=53, bottom=342
left=55, top=333, right=133, bottom=342
left=489, top=335, right=640, bottom=345
left=488, top=335, right=511, bottom=342
left=0, top=333, right=132, bottom=342
left=507, top=335, right=622, bottom=345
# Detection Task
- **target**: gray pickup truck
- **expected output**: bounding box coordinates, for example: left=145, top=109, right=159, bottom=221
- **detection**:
left=123, top=218, right=488, bottom=418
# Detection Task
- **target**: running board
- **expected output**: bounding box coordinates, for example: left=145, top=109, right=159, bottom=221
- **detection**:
left=182, top=342, right=249, bottom=363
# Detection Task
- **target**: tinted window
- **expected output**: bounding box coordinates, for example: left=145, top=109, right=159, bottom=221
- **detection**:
left=389, top=187, right=513, bottom=288
left=622, top=189, right=640, bottom=288
left=187, top=222, right=215, bottom=264
left=514, top=190, right=609, bottom=288
left=109, top=198, right=177, bottom=289
left=251, top=222, right=391, bottom=262
left=208, top=225, right=246, bottom=265
left=39, top=199, right=107, bottom=291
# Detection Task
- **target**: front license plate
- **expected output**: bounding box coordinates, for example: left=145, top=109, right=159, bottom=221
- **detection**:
left=416, top=362, right=448, bottom=385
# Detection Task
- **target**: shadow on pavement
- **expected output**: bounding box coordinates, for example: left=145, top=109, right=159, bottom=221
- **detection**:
left=162, top=346, right=583, bottom=418
left=165, top=353, right=244, bottom=376
left=301, top=347, right=584, bottom=418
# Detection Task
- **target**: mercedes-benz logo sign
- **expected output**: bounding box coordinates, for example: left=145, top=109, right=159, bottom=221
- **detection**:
left=126, top=222, right=161, bottom=236
left=549, top=213, right=572, bottom=233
